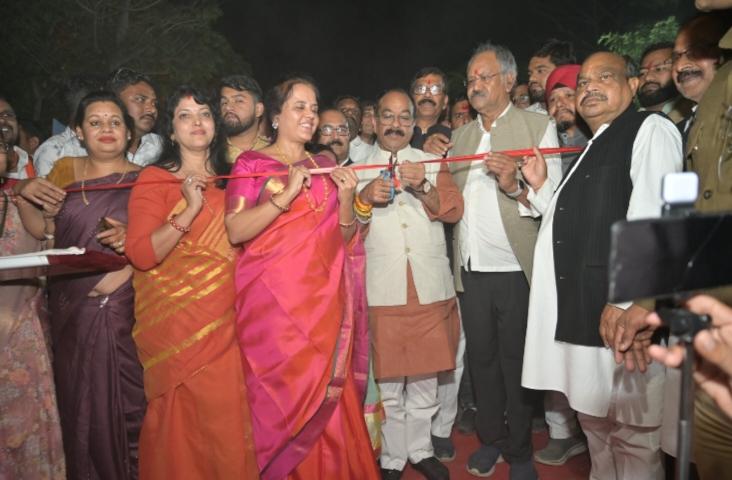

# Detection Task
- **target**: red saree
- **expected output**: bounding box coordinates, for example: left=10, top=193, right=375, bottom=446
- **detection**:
left=226, top=151, right=379, bottom=480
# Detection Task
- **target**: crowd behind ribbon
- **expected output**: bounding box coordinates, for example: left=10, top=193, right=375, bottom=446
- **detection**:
left=1, top=4, right=732, bottom=480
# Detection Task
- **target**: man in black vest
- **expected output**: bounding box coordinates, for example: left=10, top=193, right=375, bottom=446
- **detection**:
left=519, top=52, right=682, bottom=480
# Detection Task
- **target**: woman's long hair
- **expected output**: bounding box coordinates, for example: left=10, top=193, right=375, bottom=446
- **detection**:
left=155, top=85, right=230, bottom=188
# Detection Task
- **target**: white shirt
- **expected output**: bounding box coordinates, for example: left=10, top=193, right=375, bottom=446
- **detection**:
left=3, top=146, right=32, bottom=180
left=349, top=136, right=376, bottom=165
left=34, top=126, right=163, bottom=177
left=458, top=106, right=561, bottom=271
left=526, top=102, right=548, bottom=115
left=522, top=114, right=682, bottom=424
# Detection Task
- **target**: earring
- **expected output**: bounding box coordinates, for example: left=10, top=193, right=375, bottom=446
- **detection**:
left=272, top=119, right=279, bottom=130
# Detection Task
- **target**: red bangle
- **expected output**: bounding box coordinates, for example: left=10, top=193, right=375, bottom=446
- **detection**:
left=169, top=215, right=191, bottom=233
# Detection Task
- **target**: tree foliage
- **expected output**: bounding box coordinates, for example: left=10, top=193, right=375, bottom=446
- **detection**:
left=0, top=0, right=248, bottom=127
left=598, top=16, right=680, bottom=61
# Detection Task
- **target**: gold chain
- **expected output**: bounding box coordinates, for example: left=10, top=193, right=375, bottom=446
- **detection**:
left=273, top=144, right=330, bottom=213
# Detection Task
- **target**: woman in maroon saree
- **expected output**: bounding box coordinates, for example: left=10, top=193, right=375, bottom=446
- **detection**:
left=16, top=92, right=146, bottom=480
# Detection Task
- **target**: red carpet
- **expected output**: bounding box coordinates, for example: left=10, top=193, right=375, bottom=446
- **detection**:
left=402, top=429, right=591, bottom=480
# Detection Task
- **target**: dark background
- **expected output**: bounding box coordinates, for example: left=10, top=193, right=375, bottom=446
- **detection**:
left=0, top=0, right=697, bottom=129
left=219, top=0, right=694, bottom=105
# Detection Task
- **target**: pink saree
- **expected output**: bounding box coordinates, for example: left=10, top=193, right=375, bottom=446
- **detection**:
left=226, top=151, right=379, bottom=480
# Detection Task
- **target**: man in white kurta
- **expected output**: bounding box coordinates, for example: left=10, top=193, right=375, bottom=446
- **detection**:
left=520, top=52, right=682, bottom=480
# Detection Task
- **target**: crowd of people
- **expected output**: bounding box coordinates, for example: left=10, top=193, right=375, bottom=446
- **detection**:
left=1, top=2, right=731, bottom=480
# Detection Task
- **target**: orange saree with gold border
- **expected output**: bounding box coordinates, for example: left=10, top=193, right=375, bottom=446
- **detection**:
left=126, top=166, right=258, bottom=479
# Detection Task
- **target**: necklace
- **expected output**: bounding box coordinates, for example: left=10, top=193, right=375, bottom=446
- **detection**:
left=81, top=158, right=129, bottom=206
left=273, top=144, right=330, bottom=212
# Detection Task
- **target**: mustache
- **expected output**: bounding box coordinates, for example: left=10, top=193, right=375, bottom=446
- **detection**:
left=580, top=91, right=608, bottom=105
left=555, top=107, right=574, bottom=117
left=677, top=69, right=703, bottom=83
left=469, top=90, right=486, bottom=100
left=327, top=139, right=344, bottom=147
left=140, top=113, right=156, bottom=121
left=384, top=128, right=405, bottom=136
left=640, top=81, right=661, bottom=92
left=418, top=98, right=436, bottom=107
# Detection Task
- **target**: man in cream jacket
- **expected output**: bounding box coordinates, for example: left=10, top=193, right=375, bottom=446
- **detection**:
left=357, top=89, right=463, bottom=480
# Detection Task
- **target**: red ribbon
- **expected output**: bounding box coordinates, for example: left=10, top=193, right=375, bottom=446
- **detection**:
left=65, top=146, right=583, bottom=193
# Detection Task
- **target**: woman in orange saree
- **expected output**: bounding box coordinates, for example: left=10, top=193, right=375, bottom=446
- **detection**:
left=126, top=86, right=258, bottom=479
left=225, top=77, right=380, bottom=480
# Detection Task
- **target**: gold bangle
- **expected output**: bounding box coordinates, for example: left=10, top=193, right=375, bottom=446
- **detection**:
left=353, top=194, right=373, bottom=214
left=339, top=216, right=357, bottom=228
left=269, top=194, right=290, bottom=212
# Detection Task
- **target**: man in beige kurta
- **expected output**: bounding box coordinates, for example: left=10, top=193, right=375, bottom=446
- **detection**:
left=357, top=89, right=463, bottom=480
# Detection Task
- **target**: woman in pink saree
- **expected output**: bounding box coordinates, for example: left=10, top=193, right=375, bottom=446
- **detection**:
left=224, top=77, right=379, bottom=480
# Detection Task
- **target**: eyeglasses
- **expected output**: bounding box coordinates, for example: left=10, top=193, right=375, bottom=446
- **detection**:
left=0, top=111, right=16, bottom=120
left=672, top=44, right=718, bottom=63
left=413, top=84, right=444, bottom=96
left=464, top=72, right=501, bottom=88
left=319, top=125, right=349, bottom=136
left=379, top=112, right=413, bottom=126
left=639, top=60, right=673, bottom=78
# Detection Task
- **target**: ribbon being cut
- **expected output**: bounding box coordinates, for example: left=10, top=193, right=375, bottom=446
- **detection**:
left=65, top=146, right=583, bottom=193
left=0, top=146, right=581, bottom=277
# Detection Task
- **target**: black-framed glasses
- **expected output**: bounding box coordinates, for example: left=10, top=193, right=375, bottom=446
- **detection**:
left=379, top=112, right=413, bottom=126
left=464, top=72, right=501, bottom=88
left=413, top=84, right=444, bottom=96
left=319, top=125, right=349, bottom=136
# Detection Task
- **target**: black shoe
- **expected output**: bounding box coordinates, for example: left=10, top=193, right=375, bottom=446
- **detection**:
left=509, top=460, right=538, bottom=480
left=456, top=407, right=477, bottom=435
left=432, top=434, right=456, bottom=462
left=411, top=456, right=450, bottom=480
left=467, top=444, right=501, bottom=477
left=380, top=467, right=403, bottom=480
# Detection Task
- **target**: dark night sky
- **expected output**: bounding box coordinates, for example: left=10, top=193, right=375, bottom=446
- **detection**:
left=218, top=0, right=691, bottom=105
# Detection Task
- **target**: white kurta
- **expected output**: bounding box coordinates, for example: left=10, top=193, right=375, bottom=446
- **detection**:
left=521, top=114, right=682, bottom=426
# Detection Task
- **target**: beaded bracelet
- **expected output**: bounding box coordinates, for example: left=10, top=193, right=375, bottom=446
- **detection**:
left=169, top=215, right=191, bottom=233
left=269, top=194, right=290, bottom=212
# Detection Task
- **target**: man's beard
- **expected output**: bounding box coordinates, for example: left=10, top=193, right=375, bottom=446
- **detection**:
left=529, top=88, right=545, bottom=104
left=556, top=119, right=575, bottom=133
left=224, top=115, right=256, bottom=136
left=637, top=80, right=679, bottom=108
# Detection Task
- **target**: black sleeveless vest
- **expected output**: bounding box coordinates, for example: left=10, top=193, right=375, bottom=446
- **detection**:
left=553, top=107, right=657, bottom=347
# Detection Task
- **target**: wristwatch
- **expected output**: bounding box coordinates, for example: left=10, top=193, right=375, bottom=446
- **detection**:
left=415, top=179, right=432, bottom=194
left=505, top=179, right=525, bottom=199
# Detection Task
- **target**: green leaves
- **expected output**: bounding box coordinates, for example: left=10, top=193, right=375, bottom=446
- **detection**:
left=598, top=16, right=679, bottom=61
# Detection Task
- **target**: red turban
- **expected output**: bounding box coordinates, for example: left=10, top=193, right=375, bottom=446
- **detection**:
left=545, top=64, right=582, bottom=104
